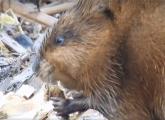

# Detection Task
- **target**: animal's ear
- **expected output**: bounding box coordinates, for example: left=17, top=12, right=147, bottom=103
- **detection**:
left=92, top=0, right=115, bottom=20
left=95, top=0, right=121, bottom=20
left=73, top=0, right=119, bottom=20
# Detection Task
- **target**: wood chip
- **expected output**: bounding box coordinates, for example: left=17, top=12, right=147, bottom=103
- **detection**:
left=15, top=85, right=36, bottom=99
left=0, top=32, right=27, bottom=54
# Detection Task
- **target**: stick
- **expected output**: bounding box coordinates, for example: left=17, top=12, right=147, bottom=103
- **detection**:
left=0, top=0, right=58, bottom=26
left=41, top=2, right=76, bottom=15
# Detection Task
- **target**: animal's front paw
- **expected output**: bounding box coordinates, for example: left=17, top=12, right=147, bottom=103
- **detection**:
left=51, top=96, right=89, bottom=117
left=51, top=97, right=72, bottom=116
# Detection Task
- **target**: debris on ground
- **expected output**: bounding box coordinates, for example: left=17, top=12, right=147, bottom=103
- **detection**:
left=0, top=0, right=107, bottom=120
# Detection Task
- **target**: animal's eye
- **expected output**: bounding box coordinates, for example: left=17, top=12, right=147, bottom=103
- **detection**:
left=54, top=31, right=73, bottom=45
left=55, top=36, right=65, bottom=45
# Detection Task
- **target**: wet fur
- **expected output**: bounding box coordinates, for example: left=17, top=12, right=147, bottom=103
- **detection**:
left=44, top=0, right=165, bottom=119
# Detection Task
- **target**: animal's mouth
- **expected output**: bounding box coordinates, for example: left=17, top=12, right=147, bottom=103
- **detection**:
left=53, top=69, right=76, bottom=89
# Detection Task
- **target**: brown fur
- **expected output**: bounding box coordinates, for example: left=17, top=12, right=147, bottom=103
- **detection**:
left=44, top=0, right=165, bottom=119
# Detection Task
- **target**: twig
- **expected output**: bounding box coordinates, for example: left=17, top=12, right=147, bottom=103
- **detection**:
left=0, top=0, right=58, bottom=26
left=41, top=2, right=76, bottom=15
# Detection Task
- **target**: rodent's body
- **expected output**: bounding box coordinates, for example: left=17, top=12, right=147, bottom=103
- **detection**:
left=44, top=0, right=165, bottom=119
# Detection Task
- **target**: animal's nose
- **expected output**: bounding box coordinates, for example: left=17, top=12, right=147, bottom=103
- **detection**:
left=55, top=36, right=65, bottom=45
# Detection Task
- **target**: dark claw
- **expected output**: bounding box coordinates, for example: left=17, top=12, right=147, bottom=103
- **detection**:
left=51, top=97, right=69, bottom=116
left=51, top=97, right=66, bottom=111
left=51, top=96, right=90, bottom=117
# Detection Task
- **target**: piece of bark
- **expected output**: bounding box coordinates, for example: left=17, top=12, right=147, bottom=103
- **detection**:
left=0, top=0, right=58, bottom=26
left=0, top=32, right=27, bottom=54
left=77, top=109, right=107, bottom=120
left=0, top=85, right=55, bottom=120
left=15, top=85, right=36, bottom=99
left=41, top=2, right=76, bottom=15
left=3, top=62, right=35, bottom=93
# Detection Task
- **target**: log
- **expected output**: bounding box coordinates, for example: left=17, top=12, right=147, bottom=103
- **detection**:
left=0, top=0, right=58, bottom=26
left=41, top=2, right=76, bottom=15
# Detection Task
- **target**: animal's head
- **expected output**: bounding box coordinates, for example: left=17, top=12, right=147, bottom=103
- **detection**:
left=44, top=0, right=120, bottom=90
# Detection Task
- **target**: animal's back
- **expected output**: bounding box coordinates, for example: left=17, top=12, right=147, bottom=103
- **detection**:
left=120, top=3, right=165, bottom=119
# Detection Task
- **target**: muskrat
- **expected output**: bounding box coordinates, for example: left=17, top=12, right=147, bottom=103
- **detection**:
left=43, top=0, right=165, bottom=119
